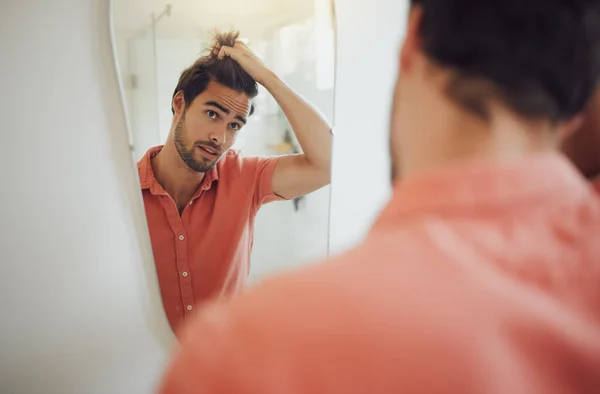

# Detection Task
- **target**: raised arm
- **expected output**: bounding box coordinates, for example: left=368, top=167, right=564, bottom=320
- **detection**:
left=219, top=41, right=333, bottom=199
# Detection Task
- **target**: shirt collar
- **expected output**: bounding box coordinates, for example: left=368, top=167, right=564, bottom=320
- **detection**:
left=137, top=145, right=219, bottom=196
left=375, top=153, right=590, bottom=227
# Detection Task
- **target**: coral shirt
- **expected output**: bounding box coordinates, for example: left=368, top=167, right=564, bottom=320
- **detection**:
left=160, top=153, right=600, bottom=393
left=138, top=146, right=283, bottom=334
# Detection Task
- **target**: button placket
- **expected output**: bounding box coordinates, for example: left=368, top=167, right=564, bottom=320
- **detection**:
left=161, top=197, right=195, bottom=320
left=177, top=229, right=194, bottom=315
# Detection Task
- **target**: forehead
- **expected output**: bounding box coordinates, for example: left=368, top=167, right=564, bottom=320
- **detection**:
left=193, top=81, right=251, bottom=117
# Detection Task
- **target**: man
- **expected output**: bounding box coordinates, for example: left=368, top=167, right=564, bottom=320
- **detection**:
left=138, top=31, right=331, bottom=333
left=159, top=1, right=600, bottom=393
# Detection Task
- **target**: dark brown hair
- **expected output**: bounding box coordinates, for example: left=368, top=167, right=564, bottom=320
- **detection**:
left=411, top=0, right=600, bottom=122
left=171, top=30, right=258, bottom=115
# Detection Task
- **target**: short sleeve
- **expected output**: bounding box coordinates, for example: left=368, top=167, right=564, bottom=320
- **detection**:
left=243, top=156, right=288, bottom=207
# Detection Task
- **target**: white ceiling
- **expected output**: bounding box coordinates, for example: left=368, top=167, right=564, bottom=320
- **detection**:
left=113, top=0, right=316, bottom=39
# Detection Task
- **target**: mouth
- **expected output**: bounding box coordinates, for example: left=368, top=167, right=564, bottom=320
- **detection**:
left=196, top=145, right=220, bottom=160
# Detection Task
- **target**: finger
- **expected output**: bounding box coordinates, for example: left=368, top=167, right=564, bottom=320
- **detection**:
left=234, top=41, right=251, bottom=52
left=235, top=38, right=250, bottom=47
left=218, top=45, right=235, bottom=60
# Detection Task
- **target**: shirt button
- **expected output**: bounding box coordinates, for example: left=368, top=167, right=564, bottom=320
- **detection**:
left=186, top=305, right=193, bottom=311
left=182, top=272, right=188, bottom=277
left=178, top=235, right=185, bottom=241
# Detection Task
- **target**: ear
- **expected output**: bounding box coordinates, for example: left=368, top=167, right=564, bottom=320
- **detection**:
left=172, top=91, right=186, bottom=116
left=557, top=113, right=584, bottom=142
left=400, top=5, right=424, bottom=74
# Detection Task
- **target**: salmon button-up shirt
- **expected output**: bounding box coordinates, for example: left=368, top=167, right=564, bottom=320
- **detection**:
left=138, top=146, right=284, bottom=334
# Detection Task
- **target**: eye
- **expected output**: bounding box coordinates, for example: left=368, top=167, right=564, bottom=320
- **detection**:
left=206, top=110, right=218, bottom=119
left=229, top=123, right=241, bottom=131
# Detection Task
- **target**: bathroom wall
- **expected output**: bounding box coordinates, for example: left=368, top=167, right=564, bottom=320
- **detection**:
left=0, top=1, right=173, bottom=393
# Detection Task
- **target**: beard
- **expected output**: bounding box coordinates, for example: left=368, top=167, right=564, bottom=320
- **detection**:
left=173, top=116, right=222, bottom=173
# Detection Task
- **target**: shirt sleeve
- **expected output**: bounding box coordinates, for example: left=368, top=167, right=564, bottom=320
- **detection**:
left=243, top=155, right=288, bottom=207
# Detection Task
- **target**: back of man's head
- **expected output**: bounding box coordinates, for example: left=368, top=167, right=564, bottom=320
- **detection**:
left=171, top=31, right=258, bottom=114
left=411, top=0, right=600, bottom=122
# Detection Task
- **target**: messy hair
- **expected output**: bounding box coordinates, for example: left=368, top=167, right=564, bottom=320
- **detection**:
left=171, top=30, right=258, bottom=115
left=411, top=0, right=600, bottom=122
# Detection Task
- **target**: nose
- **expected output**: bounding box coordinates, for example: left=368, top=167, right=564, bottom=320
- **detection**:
left=208, top=127, right=226, bottom=146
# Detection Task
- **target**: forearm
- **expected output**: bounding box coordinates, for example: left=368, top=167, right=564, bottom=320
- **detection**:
left=261, top=73, right=332, bottom=171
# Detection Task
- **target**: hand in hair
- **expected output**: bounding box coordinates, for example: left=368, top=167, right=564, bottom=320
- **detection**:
left=217, top=41, right=274, bottom=85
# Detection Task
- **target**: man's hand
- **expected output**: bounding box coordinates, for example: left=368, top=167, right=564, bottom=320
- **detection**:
left=218, top=41, right=274, bottom=85
left=219, top=38, right=332, bottom=200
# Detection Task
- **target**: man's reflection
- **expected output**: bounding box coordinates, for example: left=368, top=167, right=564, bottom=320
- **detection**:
left=138, top=31, right=332, bottom=334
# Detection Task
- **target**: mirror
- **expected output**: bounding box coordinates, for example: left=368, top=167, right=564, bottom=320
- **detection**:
left=112, top=0, right=335, bottom=335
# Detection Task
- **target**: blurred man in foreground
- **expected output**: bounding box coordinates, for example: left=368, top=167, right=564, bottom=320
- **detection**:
left=159, top=1, right=600, bottom=392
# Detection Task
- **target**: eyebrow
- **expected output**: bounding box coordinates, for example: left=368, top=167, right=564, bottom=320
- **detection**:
left=205, top=101, right=247, bottom=125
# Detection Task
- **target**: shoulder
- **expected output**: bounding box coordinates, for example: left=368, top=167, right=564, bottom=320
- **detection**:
left=162, top=227, right=600, bottom=393
left=216, top=150, right=280, bottom=195
left=215, top=149, right=243, bottom=171
left=137, top=146, right=162, bottom=189
left=185, top=228, right=473, bottom=337
left=217, top=149, right=275, bottom=174
left=165, top=235, right=483, bottom=387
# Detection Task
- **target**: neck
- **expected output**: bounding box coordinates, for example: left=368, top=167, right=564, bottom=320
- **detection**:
left=152, top=139, right=205, bottom=209
left=396, top=98, right=558, bottom=180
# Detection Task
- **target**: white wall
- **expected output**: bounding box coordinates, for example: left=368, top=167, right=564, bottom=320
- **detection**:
left=155, top=38, right=204, bottom=142
left=328, top=0, right=409, bottom=255
left=128, top=30, right=162, bottom=161
left=0, top=1, right=174, bottom=393
left=113, top=27, right=134, bottom=135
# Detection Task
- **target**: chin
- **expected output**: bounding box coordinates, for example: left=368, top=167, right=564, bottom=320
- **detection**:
left=202, top=158, right=220, bottom=171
